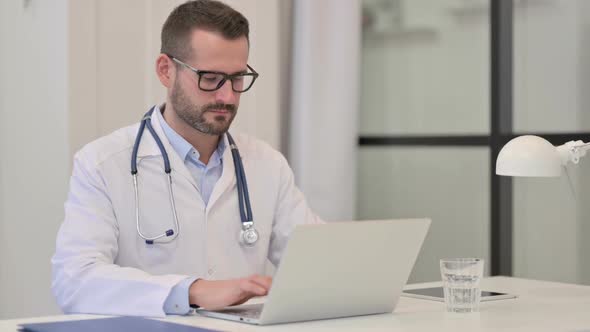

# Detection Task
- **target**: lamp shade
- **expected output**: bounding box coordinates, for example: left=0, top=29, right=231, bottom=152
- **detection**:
left=496, top=135, right=562, bottom=177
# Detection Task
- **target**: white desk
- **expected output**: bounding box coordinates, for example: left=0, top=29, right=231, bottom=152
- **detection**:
left=3, top=277, right=590, bottom=331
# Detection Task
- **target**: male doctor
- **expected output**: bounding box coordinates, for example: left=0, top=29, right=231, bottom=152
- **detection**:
left=52, top=0, right=321, bottom=317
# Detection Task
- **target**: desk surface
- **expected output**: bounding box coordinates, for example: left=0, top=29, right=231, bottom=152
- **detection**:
left=3, top=277, right=590, bottom=331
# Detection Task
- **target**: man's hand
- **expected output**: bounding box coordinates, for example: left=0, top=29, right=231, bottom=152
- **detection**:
left=189, top=274, right=272, bottom=310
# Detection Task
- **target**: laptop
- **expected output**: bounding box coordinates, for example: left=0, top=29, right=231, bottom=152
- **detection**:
left=196, top=218, right=431, bottom=325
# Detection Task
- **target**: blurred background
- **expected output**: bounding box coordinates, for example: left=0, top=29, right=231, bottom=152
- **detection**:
left=1, top=0, right=589, bottom=319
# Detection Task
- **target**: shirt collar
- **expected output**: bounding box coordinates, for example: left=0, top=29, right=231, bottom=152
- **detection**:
left=155, top=104, right=227, bottom=162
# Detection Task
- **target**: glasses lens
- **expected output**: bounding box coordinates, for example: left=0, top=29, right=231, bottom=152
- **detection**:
left=198, top=72, right=256, bottom=92
left=231, top=74, right=255, bottom=92
left=199, top=73, right=225, bottom=91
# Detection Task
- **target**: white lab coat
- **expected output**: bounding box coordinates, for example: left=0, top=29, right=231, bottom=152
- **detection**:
left=51, top=110, right=322, bottom=317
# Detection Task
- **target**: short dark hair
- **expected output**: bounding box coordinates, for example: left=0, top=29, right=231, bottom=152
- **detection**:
left=161, top=0, right=249, bottom=60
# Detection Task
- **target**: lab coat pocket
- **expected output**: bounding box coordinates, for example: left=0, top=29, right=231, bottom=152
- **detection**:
left=138, top=239, right=181, bottom=270
left=240, top=227, right=271, bottom=274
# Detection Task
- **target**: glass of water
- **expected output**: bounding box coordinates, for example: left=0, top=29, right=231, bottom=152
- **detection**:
left=440, top=258, right=484, bottom=313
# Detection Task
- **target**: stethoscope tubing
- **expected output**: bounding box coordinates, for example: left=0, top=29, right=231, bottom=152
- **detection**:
left=131, top=106, right=255, bottom=245
left=228, top=134, right=253, bottom=223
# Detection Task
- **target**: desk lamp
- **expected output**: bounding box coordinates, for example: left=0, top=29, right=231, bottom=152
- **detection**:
left=496, top=135, right=590, bottom=177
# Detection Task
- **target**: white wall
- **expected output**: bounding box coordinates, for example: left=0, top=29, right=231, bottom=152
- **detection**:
left=0, top=0, right=69, bottom=318
left=69, top=0, right=281, bottom=155
left=0, top=0, right=283, bottom=319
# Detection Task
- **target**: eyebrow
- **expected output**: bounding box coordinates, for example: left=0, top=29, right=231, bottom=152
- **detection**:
left=198, top=67, right=248, bottom=75
left=233, top=69, right=249, bottom=75
left=173, top=57, right=250, bottom=76
left=210, top=69, right=248, bottom=75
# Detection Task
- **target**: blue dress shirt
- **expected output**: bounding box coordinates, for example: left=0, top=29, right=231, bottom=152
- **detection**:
left=155, top=107, right=226, bottom=314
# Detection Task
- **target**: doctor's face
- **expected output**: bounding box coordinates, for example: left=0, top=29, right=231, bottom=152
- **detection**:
left=169, top=29, right=249, bottom=135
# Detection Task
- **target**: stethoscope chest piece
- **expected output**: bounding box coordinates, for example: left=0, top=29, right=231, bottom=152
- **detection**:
left=240, top=221, right=259, bottom=247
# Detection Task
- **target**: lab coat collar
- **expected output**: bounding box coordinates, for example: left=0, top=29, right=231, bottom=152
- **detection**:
left=135, top=105, right=175, bottom=158
left=135, top=105, right=238, bottom=204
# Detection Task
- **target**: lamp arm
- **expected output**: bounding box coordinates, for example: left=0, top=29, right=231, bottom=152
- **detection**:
left=557, top=141, right=589, bottom=165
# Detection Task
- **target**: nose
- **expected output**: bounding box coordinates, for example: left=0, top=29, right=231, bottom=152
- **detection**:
left=214, top=79, right=238, bottom=105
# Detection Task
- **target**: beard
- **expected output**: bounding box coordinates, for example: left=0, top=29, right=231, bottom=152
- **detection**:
left=170, top=79, right=237, bottom=135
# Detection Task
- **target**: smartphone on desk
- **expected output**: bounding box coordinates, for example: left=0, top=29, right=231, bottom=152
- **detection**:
left=402, top=287, right=517, bottom=302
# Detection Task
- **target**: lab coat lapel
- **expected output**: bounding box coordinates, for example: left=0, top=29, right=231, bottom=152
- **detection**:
left=136, top=107, right=199, bottom=192
left=207, top=134, right=237, bottom=212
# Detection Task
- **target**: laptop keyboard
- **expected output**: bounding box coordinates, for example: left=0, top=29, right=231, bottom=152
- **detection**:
left=220, top=304, right=264, bottom=318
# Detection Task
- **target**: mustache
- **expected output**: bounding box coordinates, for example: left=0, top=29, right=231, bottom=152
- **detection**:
left=203, top=103, right=236, bottom=113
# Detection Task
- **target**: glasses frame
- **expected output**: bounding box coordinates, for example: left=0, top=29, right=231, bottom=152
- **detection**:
left=166, top=54, right=259, bottom=93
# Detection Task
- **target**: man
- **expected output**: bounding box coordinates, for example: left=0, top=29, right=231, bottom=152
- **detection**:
left=52, top=0, right=321, bottom=317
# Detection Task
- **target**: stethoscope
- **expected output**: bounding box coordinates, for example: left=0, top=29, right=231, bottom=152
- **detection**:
left=130, top=106, right=259, bottom=247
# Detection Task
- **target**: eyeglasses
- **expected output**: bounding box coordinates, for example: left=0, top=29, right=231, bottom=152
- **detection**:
left=167, top=54, right=259, bottom=93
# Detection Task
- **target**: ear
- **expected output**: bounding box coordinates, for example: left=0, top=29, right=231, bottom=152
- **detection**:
left=155, top=54, right=175, bottom=88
